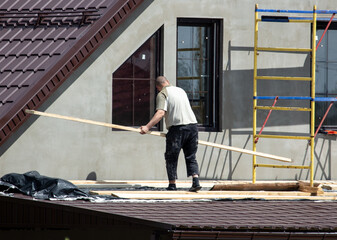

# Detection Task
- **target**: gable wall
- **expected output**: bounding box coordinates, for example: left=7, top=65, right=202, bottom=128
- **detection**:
left=1, top=0, right=336, bottom=181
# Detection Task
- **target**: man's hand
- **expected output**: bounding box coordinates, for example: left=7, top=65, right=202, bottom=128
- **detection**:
left=140, top=126, right=149, bottom=135
left=139, top=109, right=165, bottom=135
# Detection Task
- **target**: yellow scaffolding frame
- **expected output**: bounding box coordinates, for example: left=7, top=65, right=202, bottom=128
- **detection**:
left=253, top=5, right=317, bottom=186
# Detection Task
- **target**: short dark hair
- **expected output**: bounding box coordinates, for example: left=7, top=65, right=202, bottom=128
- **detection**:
left=156, top=76, right=168, bottom=86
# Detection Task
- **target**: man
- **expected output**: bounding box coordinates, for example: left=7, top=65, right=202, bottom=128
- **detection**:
left=140, top=76, right=202, bottom=192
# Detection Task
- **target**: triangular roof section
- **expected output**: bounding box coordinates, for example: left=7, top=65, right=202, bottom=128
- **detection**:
left=0, top=0, right=144, bottom=146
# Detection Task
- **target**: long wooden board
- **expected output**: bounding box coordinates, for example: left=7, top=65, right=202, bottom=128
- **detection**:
left=25, top=109, right=291, bottom=162
left=211, top=181, right=324, bottom=195
left=70, top=180, right=217, bottom=189
left=90, top=190, right=312, bottom=196
left=211, top=182, right=299, bottom=191
left=89, top=190, right=337, bottom=200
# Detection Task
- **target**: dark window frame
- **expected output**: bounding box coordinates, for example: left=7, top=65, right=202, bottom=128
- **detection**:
left=177, top=18, right=222, bottom=132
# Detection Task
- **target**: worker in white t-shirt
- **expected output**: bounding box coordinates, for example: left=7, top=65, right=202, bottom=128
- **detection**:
left=140, top=76, right=201, bottom=192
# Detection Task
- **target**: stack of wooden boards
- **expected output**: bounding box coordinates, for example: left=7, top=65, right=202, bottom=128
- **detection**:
left=71, top=180, right=337, bottom=201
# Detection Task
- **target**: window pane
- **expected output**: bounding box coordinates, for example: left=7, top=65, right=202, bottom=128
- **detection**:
left=178, top=26, right=193, bottom=49
left=112, top=30, right=160, bottom=127
left=177, top=50, right=192, bottom=59
left=134, top=80, right=150, bottom=126
left=133, top=40, right=151, bottom=78
left=316, top=29, right=327, bottom=62
left=179, top=79, right=202, bottom=99
left=328, top=63, right=337, bottom=93
left=316, top=62, right=327, bottom=94
left=177, top=58, right=193, bottom=77
left=113, top=58, right=133, bottom=78
left=191, top=26, right=201, bottom=48
left=328, top=30, right=337, bottom=62
left=112, top=80, right=133, bottom=125
left=177, top=22, right=214, bottom=128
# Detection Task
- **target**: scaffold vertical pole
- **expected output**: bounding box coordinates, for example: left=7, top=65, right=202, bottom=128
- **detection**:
left=252, top=4, right=259, bottom=183
left=310, top=5, right=317, bottom=187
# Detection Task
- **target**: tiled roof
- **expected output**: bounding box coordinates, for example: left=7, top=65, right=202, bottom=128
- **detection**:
left=2, top=193, right=337, bottom=236
left=66, top=200, right=337, bottom=232
left=0, top=0, right=144, bottom=146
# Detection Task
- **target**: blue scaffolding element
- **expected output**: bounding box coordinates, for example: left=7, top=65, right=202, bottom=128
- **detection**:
left=254, top=96, right=337, bottom=101
left=257, top=9, right=337, bottom=14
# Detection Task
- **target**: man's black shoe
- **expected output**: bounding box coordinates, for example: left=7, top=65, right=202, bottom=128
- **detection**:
left=189, top=185, right=202, bottom=192
left=166, top=184, right=177, bottom=191
left=189, top=177, right=201, bottom=192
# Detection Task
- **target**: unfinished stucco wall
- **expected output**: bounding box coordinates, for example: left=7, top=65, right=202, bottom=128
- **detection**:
left=0, top=0, right=336, bottom=181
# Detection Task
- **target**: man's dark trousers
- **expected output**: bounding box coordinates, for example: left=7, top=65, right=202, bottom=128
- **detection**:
left=164, top=124, right=199, bottom=180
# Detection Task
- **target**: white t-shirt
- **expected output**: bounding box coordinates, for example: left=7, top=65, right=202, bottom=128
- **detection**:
left=156, top=85, right=197, bottom=129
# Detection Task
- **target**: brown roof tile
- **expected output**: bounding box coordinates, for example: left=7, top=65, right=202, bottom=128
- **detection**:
left=75, top=200, right=337, bottom=231
left=0, top=0, right=145, bottom=146
left=3, top=194, right=337, bottom=234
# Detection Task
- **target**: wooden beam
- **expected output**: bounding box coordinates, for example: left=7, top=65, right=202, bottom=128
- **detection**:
left=211, top=181, right=325, bottom=196
left=298, top=181, right=324, bottom=196
left=211, top=182, right=299, bottom=191
left=90, top=190, right=311, bottom=196
left=89, top=190, right=337, bottom=200
left=25, top=109, right=291, bottom=162
left=197, top=140, right=291, bottom=162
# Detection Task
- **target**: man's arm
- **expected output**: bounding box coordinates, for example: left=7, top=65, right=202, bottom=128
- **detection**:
left=140, top=109, right=165, bottom=134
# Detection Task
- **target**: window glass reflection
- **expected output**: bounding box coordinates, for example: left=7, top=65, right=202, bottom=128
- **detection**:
left=177, top=23, right=213, bottom=127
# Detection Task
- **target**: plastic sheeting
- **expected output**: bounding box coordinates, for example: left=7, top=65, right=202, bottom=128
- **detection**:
left=0, top=171, right=88, bottom=200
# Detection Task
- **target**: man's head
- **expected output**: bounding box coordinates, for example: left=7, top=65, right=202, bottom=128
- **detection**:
left=156, top=76, right=170, bottom=91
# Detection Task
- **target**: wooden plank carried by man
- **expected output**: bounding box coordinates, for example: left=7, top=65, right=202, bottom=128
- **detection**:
left=25, top=109, right=291, bottom=163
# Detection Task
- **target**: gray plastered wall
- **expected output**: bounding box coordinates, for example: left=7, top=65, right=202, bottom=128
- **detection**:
left=0, top=0, right=336, bottom=181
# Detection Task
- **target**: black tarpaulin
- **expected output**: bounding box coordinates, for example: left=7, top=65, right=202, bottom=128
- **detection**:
left=0, top=171, right=88, bottom=199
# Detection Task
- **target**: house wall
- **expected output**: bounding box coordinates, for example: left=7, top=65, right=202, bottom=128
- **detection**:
left=1, top=0, right=336, bottom=182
